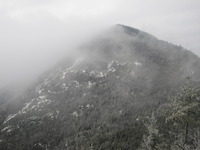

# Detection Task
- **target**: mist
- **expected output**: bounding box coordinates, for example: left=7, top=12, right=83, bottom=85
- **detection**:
left=1, top=1, right=200, bottom=149
left=0, top=12, right=107, bottom=88
left=0, top=0, right=200, bottom=88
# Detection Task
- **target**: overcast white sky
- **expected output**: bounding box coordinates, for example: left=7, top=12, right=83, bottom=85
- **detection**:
left=0, top=0, right=200, bottom=88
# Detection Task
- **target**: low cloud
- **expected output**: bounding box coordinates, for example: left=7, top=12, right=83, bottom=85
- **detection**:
left=0, top=0, right=200, bottom=88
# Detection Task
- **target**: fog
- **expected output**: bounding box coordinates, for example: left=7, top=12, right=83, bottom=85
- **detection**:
left=0, top=0, right=200, bottom=88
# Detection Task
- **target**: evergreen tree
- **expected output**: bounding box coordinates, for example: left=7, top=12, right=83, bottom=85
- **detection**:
left=166, top=81, right=200, bottom=147
left=139, top=113, right=168, bottom=150
left=140, top=82, right=200, bottom=150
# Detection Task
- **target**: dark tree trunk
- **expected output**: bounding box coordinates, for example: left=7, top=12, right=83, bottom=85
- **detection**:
left=184, top=122, right=189, bottom=144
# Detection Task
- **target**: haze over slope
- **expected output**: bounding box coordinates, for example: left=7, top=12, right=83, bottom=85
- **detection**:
left=0, top=25, right=200, bottom=150
left=1, top=0, right=200, bottom=89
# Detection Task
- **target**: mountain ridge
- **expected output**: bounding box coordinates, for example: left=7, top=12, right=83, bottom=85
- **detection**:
left=0, top=24, right=200, bottom=150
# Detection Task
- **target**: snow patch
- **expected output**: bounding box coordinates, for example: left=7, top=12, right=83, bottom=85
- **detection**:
left=3, top=114, right=17, bottom=124
left=108, top=61, right=115, bottom=68
left=30, top=105, right=37, bottom=110
left=107, top=61, right=118, bottom=73
left=86, top=104, right=90, bottom=108
left=61, top=84, right=69, bottom=91
left=18, top=95, right=52, bottom=114
left=19, top=98, right=36, bottom=114
left=86, top=104, right=94, bottom=108
left=108, top=68, right=116, bottom=73
left=46, top=112, right=54, bottom=119
left=48, top=90, right=57, bottom=94
left=134, top=61, right=142, bottom=66
left=39, top=95, right=46, bottom=99
left=42, top=78, right=49, bottom=86
left=1, top=126, right=13, bottom=132
left=87, top=81, right=92, bottom=88
left=43, top=111, right=60, bottom=120
left=89, top=71, right=96, bottom=76
left=62, top=70, right=68, bottom=79
left=37, top=97, right=51, bottom=106
left=36, top=85, right=43, bottom=94
left=81, top=70, right=86, bottom=73
left=72, top=111, right=79, bottom=117
left=97, top=72, right=105, bottom=77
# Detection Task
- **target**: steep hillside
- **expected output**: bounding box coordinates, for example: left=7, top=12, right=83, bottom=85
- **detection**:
left=0, top=24, right=200, bottom=150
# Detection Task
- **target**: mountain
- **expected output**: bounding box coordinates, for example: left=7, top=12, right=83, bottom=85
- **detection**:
left=0, top=24, right=200, bottom=150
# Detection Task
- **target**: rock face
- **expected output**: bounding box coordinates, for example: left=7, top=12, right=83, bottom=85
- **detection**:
left=0, top=24, right=200, bottom=150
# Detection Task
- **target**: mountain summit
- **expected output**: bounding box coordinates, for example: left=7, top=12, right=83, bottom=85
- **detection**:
left=0, top=25, right=200, bottom=150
